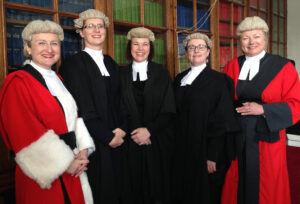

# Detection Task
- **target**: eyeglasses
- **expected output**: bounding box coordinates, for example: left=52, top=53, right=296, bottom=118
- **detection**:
left=187, top=44, right=208, bottom=52
left=83, top=24, right=105, bottom=30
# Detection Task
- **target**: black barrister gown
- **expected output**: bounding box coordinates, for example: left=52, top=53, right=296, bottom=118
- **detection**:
left=120, top=61, right=176, bottom=204
left=172, top=65, right=238, bottom=204
left=59, top=51, right=126, bottom=204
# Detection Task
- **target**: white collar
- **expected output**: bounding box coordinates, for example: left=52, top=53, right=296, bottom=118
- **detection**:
left=83, top=47, right=110, bottom=76
left=132, top=60, right=148, bottom=81
left=30, top=61, right=55, bottom=77
left=239, top=50, right=266, bottom=80
left=84, top=47, right=104, bottom=59
left=180, top=63, right=206, bottom=86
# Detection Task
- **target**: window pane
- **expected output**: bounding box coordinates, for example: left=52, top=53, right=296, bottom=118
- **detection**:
left=261, top=12, right=267, bottom=22
left=152, top=38, right=166, bottom=64
left=145, top=0, right=164, bottom=26
left=234, top=5, right=243, bottom=23
left=6, top=0, right=52, bottom=8
left=220, top=38, right=232, bottom=68
left=62, top=30, right=82, bottom=60
left=59, top=16, right=74, bottom=27
left=250, top=8, right=257, bottom=17
left=6, top=8, right=52, bottom=21
left=279, top=18, right=284, bottom=43
left=250, top=0, right=257, bottom=7
left=59, top=0, right=94, bottom=13
left=272, top=15, right=278, bottom=41
left=219, top=22, right=230, bottom=36
left=280, top=0, right=284, bottom=15
left=197, top=7, right=210, bottom=30
left=6, top=24, right=26, bottom=66
left=177, top=33, right=189, bottom=73
left=273, top=0, right=278, bottom=14
left=114, top=34, right=130, bottom=65
left=259, top=0, right=267, bottom=11
left=272, top=43, right=278, bottom=54
left=177, top=3, right=193, bottom=28
left=219, top=2, right=230, bottom=21
left=279, top=44, right=284, bottom=56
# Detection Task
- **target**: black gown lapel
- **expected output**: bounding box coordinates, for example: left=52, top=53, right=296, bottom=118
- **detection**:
left=83, top=52, right=109, bottom=120
left=237, top=53, right=289, bottom=100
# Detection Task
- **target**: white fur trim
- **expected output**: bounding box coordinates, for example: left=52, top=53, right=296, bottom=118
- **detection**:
left=75, top=118, right=95, bottom=156
left=79, top=172, right=94, bottom=204
left=15, top=130, right=74, bottom=189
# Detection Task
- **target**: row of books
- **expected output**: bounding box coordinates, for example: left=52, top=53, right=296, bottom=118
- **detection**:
left=6, top=8, right=52, bottom=22
left=61, top=31, right=82, bottom=60
left=113, top=0, right=164, bottom=27
left=177, top=5, right=210, bottom=30
left=144, top=0, right=163, bottom=27
left=114, top=34, right=131, bottom=65
left=6, top=25, right=27, bottom=67
left=152, top=39, right=165, bottom=64
left=5, top=0, right=52, bottom=8
left=113, top=0, right=139, bottom=23
left=114, top=34, right=165, bottom=65
left=60, top=16, right=75, bottom=27
left=196, top=9, right=210, bottom=30
left=6, top=24, right=81, bottom=66
left=58, top=0, right=94, bottom=13
left=6, top=0, right=94, bottom=13
left=177, top=5, right=193, bottom=28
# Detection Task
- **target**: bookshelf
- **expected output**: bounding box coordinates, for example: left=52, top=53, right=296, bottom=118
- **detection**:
left=217, top=0, right=287, bottom=71
left=111, top=0, right=168, bottom=71
left=176, top=0, right=212, bottom=74
left=0, top=0, right=289, bottom=200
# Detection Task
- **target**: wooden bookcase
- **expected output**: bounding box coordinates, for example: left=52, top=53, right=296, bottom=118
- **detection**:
left=0, top=0, right=288, bottom=199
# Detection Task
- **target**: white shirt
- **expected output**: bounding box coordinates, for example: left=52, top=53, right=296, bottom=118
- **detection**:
left=132, top=60, right=148, bottom=81
left=238, top=50, right=266, bottom=80
left=180, top=63, right=207, bottom=86
left=84, top=47, right=110, bottom=76
left=30, top=61, right=78, bottom=131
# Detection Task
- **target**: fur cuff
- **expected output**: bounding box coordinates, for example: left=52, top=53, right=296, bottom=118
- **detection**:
left=15, top=130, right=74, bottom=189
left=79, top=172, right=94, bottom=204
left=75, top=118, right=95, bottom=156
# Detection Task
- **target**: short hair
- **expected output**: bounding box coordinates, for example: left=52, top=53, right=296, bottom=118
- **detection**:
left=22, top=20, right=64, bottom=57
left=74, top=9, right=109, bottom=33
left=127, top=27, right=155, bottom=42
left=183, top=32, right=212, bottom=50
left=125, top=40, right=155, bottom=61
left=236, top=16, right=269, bottom=37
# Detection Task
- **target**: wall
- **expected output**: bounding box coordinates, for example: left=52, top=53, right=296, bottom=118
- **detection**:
left=287, top=0, right=300, bottom=74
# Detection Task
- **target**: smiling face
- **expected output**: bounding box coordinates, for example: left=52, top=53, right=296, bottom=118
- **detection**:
left=80, top=18, right=106, bottom=50
left=240, top=29, right=266, bottom=57
left=131, top=37, right=150, bottom=62
left=26, top=33, right=61, bottom=70
left=185, top=39, right=210, bottom=67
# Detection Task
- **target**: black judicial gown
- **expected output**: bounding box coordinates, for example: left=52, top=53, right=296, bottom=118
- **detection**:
left=120, top=61, right=176, bottom=204
left=59, top=51, right=126, bottom=204
left=173, top=65, right=238, bottom=204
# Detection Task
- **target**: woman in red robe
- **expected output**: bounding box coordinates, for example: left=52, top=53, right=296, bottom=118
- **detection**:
left=0, top=20, right=95, bottom=204
left=221, top=16, right=300, bottom=204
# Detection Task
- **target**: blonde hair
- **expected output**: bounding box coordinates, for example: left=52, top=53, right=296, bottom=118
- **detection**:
left=74, top=9, right=109, bottom=33
left=22, top=20, right=64, bottom=57
left=127, top=27, right=155, bottom=42
left=183, top=32, right=212, bottom=50
left=236, top=16, right=269, bottom=36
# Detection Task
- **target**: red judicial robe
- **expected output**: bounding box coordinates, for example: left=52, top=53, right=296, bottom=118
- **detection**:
left=0, top=68, right=85, bottom=204
left=221, top=53, right=300, bottom=204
